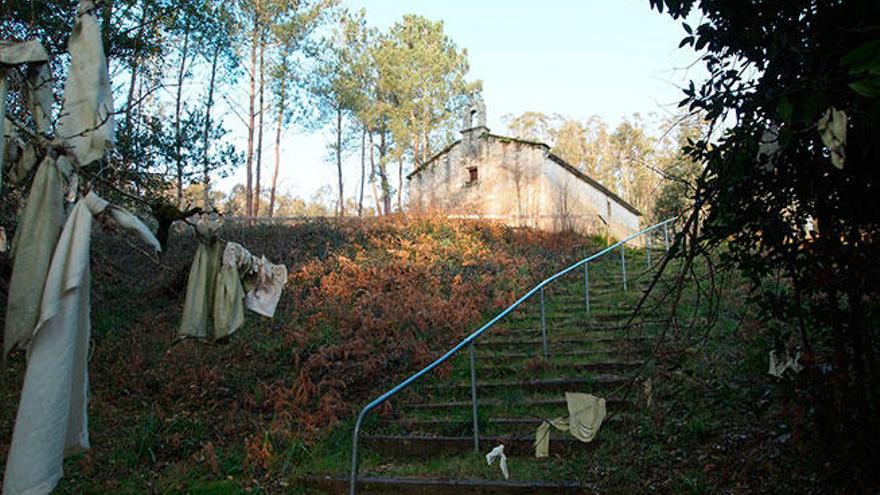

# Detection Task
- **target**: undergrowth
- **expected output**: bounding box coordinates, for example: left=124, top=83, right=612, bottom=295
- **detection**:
left=0, top=217, right=585, bottom=493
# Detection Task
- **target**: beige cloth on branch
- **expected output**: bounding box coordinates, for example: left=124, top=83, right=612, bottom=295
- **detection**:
left=0, top=39, right=50, bottom=194
left=3, top=192, right=160, bottom=495
left=818, top=107, right=847, bottom=169
left=4, top=156, right=74, bottom=356
left=769, top=350, right=803, bottom=378
left=178, top=218, right=223, bottom=340
left=213, top=242, right=255, bottom=340
left=0, top=40, right=49, bottom=65
left=57, top=0, right=114, bottom=166
left=534, top=392, right=606, bottom=458
left=180, top=238, right=287, bottom=341
left=244, top=255, right=288, bottom=318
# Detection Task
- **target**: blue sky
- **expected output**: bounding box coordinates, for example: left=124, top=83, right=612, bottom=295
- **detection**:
left=218, top=0, right=704, bottom=204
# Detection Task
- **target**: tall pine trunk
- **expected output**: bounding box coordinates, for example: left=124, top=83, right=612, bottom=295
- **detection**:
left=269, top=80, right=286, bottom=218
left=245, top=5, right=260, bottom=217
left=254, top=31, right=266, bottom=217
left=202, top=44, right=221, bottom=209
left=378, top=129, right=391, bottom=215
left=174, top=20, right=191, bottom=208
left=397, top=161, right=403, bottom=212
left=336, top=106, right=344, bottom=217
left=358, top=127, right=365, bottom=217
left=369, top=131, right=381, bottom=216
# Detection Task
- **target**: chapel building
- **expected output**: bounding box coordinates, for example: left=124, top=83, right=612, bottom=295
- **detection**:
left=407, top=97, right=642, bottom=241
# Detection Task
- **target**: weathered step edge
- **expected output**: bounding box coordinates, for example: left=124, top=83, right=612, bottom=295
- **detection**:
left=362, top=434, right=600, bottom=457
left=302, top=475, right=587, bottom=495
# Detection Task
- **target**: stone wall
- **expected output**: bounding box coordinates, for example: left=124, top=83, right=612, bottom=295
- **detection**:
left=409, top=132, right=641, bottom=241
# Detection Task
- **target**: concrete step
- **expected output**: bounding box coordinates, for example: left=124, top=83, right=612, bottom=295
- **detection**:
left=483, top=360, right=643, bottom=375
left=303, top=476, right=586, bottom=494
left=362, top=434, right=595, bottom=457
left=510, top=312, right=636, bottom=322
left=474, top=349, right=638, bottom=360
left=422, top=375, right=628, bottom=394
left=382, top=412, right=632, bottom=437
left=475, top=335, right=652, bottom=349
left=406, top=396, right=633, bottom=412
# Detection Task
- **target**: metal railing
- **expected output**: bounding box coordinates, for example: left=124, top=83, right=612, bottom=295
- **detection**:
left=348, top=217, right=676, bottom=494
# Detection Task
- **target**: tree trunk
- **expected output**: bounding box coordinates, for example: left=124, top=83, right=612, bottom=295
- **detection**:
left=124, top=3, right=148, bottom=131
left=397, top=160, right=403, bottom=213
left=358, top=126, right=365, bottom=217
left=174, top=20, right=191, bottom=208
left=201, top=43, right=221, bottom=210
left=254, top=31, right=266, bottom=217
left=378, top=129, right=391, bottom=215
left=245, top=7, right=259, bottom=217
left=369, top=131, right=381, bottom=216
left=269, top=78, right=286, bottom=219
left=336, top=106, right=344, bottom=217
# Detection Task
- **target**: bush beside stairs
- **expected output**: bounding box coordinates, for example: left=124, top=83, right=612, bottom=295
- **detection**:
left=302, top=244, right=669, bottom=494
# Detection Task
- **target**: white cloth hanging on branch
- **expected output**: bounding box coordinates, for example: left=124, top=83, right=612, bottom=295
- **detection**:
left=0, top=39, right=51, bottom=194
left=57, top=0, right=114, bottom=166
left=4, top=156, right=74, bottom=356
left=180, top=236, right=288, bottom=341
left=3, top=192, right=160, bottom=495
left=244, top=255, right=288, bottom=318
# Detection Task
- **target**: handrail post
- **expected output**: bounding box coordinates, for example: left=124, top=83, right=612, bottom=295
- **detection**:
left=663, top=223, right=670, bottom=251
left=349, top=409, right=368, bottom=495
left=620, top=245, right=627, bottom=292
left=469, top=342, right=480, bottom=453
left=583, top=262, right=590, bottom=316
left=646, top=233, right=651, bottom=267
left=540, top=287, right=548, bottom=359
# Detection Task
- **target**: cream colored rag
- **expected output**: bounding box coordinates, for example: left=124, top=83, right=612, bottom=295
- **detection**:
left=817, top=107, right=847, bottom=169
left=485, top=444, right=509, bottom=479
left=769, top=350, right=803, bottom=378
left=4, top=156, right=74, bottom=356
left=213, top=242, right=254, bottom=340
left=58, top=0, right=114, bottom=165
left=534, top=392, right=606, bottom=458
left=178, top=218, right=223, bottom=340
left=3, top=191, right=159, bottom=495
left=244, top=255, right=288, bottom=318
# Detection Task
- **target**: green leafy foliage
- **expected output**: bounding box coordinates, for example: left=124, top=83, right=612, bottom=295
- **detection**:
left=650, top=0, right=880, bottom=488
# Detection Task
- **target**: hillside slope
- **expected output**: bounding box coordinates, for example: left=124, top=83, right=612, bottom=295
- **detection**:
left=0, top=218, right=588, bottom=493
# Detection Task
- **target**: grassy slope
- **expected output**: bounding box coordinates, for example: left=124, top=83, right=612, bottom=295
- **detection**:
left=0, top=218, right=587, bottom=493
left=0, top=219, right=820, bottom=493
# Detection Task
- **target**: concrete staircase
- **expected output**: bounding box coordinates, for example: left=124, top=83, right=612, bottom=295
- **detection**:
left=305, top=245, right=667, bottom=494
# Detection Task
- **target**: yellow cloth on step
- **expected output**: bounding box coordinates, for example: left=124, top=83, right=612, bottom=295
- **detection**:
left=534, top=392, right=606, bottom=458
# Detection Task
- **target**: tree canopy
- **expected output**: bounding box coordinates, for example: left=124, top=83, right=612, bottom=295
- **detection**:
left=650, top=0, right=880, bottom=485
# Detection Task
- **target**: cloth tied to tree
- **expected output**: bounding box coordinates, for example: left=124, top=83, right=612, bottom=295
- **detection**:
left=180, top=237, right=287, bottom=342
left=534, top=392, right=606, bottom=458
left=817, top=107, right=847, bottom=169
left=3, top=191, right=160, bottom=495
left=178, top=216, right=224, bottom=340
left=57, top=0, right=115, bottom=166
left=244, top=255, right=288, bottom=318
left=213, top=242, right=254, bottom=339
left=769, top=350, right=803, bottom=378
left=0, top=39, right=51, bottom=197
left=4, top=155, right=75, bottom=357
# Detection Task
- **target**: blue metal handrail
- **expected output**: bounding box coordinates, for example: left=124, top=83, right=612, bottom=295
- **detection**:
left=348, top=217, right=676, bottom=493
